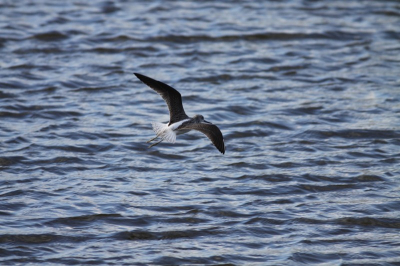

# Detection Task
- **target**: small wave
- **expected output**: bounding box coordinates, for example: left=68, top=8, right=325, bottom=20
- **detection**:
left=298, top=183, right=355, bottom=193
left=284, top=106, right=324, bottom=116
left=0, top=91, right=16, bottom=99
left=144, top=31, right=369, bottom=43
left=297, top=129, right=400, bottom=139
left=45, top=213, right=122, bottom=227
left=0, top=233, right=88, bottom=244
left=0, top=156, right=26, bottom=167
left=12, top=47, right=65, bottom=54
left=336, top=217, right=400, bottom=229
left=115, top=227, right=222, bottom=241
left=0, top=81, right=30, bottom=89
left=30, top=31, right=69, bottom=42
left=72, top=85, right=119, bottom=93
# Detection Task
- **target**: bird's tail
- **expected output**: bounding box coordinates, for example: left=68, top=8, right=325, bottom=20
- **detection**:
left=151, top=122, right=176, bottom=143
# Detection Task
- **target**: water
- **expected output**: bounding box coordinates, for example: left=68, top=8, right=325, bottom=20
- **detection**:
left=1, top=1, right=400, bottom=265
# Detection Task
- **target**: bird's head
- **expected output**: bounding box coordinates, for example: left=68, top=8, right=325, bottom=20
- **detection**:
left=193, top=114, right=212, bottom=124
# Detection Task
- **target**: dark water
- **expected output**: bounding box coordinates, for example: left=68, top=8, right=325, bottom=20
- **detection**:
left=1, top=1, right=400, bottom=265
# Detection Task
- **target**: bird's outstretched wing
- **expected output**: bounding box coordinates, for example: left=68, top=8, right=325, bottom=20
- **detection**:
left=134, top=73, right=189, bottom=125
left=181, top=122, right=225, bottom=154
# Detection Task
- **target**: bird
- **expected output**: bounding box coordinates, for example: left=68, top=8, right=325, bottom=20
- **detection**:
left=134, top=73, right=225, bottom=154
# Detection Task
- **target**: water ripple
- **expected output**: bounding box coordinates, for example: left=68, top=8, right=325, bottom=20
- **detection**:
left=1, top=0, right=400, bottom=265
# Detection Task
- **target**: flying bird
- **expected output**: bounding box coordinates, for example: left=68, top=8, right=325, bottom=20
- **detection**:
left=134, top=73, right=225, bottom=154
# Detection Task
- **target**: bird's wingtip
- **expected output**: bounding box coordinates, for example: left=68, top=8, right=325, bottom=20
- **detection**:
left=219, top=144, right=225, bottom=154
left=134, top=73, right=148, bottom=82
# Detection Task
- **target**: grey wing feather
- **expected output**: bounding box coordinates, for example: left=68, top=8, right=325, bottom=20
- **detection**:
left=134, top=73, right=188, bottom=124
left=182, top=122, right=225, bottom=154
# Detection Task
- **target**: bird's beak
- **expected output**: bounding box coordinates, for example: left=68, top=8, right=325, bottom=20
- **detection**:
left=204, top=120, right=212, bottom=124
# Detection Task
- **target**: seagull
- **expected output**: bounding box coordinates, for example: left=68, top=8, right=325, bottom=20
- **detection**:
left=134, top=73, right=225, bottom=154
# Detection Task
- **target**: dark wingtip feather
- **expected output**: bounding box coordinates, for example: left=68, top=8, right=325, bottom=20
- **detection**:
left=134, top=73, right=146, bottom=80
left=220, top=142, right=225, bottom=154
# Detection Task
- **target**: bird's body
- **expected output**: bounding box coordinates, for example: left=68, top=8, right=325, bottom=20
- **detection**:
left=134, top=73, right=225, bottom=154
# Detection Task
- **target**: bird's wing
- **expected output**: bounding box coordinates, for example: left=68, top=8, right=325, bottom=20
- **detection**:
left=182, top=122, right=225, bottom=154
left=134, top=73, right=188, bottom=124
